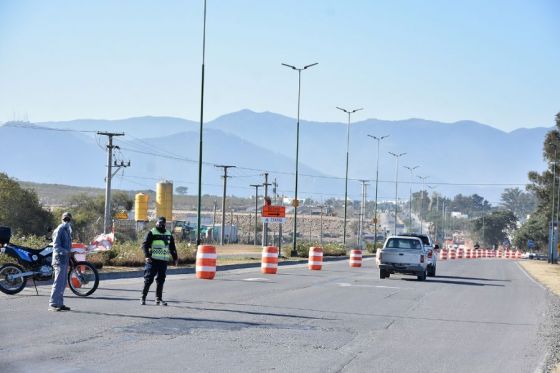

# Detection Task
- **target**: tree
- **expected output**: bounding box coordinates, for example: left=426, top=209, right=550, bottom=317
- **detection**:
left=500, top=188, right=536, bottom=221
left=0, top=172, right=55, bottom=235
left=471, top=210, right=517, bottom=247
left=175, top=186, right=188, bottom=195
left=521, top=112, right=560, bottom=250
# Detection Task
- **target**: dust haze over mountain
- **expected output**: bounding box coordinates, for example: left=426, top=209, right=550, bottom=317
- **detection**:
left=1, top=110, right=550, bottom=203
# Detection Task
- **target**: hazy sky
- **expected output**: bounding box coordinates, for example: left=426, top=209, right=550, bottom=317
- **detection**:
left=1, top=0, right=559, bottom=131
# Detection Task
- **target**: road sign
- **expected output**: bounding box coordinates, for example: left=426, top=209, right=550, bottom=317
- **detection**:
left=291, top=199, right=299, bottom=208
left=262, top=205, right=286, bottom=218
left=115, top=211, right=128, bottom=220
left=261, top=217, right=287, bottom=224
left=527, top=239, right=535, bottom=249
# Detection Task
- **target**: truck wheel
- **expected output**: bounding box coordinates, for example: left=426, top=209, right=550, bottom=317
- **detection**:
left=417, top=269, right=427, bottom=281
left=380, top=269, right=389, bottom=279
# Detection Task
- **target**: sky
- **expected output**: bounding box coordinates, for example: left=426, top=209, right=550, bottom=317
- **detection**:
left=0, top=0, right=559, bottom=131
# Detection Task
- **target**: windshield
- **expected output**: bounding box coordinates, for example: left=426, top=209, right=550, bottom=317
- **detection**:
left=385, top=238, right=422, bottom=250
left=401, top=234, right=431, bottom=246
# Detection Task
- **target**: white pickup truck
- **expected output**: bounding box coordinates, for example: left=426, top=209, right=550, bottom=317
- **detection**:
left=378, top=236, right=430, bottom=281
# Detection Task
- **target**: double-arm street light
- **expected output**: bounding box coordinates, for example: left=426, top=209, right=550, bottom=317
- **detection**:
left=403, top=165, right=419, bottom=232
left=367, top=135, right=389, bottom=249
left=417, top=175, right=429, bottom=234
left=337, top=106, right=363, bottom=249
left=389, top=152, right=406, bottom=235
left=282, top=62, right=318, bottom=256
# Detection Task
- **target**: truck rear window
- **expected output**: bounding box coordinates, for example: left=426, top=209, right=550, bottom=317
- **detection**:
left=385, top=238, right=421, bottom=250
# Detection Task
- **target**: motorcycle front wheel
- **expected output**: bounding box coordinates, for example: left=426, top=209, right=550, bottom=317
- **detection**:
left=0, top=263, right=27, bottom=295
left=68, top=261, right=99, bottom=297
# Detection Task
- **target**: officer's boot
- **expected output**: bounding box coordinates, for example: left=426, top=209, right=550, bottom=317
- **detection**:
left=141, top=283, right=150, bottom=305
left=155, top=282, right=167, bottom=306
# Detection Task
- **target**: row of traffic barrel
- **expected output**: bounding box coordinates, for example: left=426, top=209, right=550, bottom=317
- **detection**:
left=439, top=248, right=522, bottom=260
left=195, top=245, right=364, bottom=279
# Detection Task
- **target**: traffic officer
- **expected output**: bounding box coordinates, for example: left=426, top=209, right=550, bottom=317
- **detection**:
left=141, top=216, right=178, bottom=306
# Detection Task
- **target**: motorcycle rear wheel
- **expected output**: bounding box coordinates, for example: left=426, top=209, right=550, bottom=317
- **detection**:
left=68, top=261, right=99, bottom=297
left=0, top=263, right=27, bottom=295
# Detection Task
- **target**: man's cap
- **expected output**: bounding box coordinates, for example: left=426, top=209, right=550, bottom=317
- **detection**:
left=62, top=212, right=72, bottom=220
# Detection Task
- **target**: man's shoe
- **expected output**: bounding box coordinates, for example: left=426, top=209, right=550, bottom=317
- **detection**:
left=140, top=297, right=146, bottom=305
left=155, top=299, right=167, bottom=306
left=48, top=305, right=61, bottom=312
left=58, top=305, right=71, bottom=311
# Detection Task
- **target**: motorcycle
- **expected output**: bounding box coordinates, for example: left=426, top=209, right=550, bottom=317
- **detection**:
left=0, top=227, right=99, bottom=296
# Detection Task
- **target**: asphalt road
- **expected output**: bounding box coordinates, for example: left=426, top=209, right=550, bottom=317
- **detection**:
left=0, top=258, right=555, bottom=373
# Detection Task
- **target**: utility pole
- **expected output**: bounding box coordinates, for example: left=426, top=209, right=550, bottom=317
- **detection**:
left=417, top=175, right=429, bottom=234
left=262, top=172, right=271, bottom=246
left=215, top=165, right=235, bottom=245
left=273, top=178, right=278, bottom=204
left=550, top=145, right=558, bottom=263
left=212, top=200, right=217, bottom=243
left=97, top=131, right=126, bottom=233
left=250, top=184, right=261, bottom=245
left=358, top=180, right=368, bottom=249
left=228, top=209, right=234, bottom=244
left=389, top=152, right=406, bottom=235
left=319, top=205, right=325, bottom=247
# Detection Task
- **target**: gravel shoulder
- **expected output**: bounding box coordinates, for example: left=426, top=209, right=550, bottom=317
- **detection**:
left=519, top=261, right=560, bottom=373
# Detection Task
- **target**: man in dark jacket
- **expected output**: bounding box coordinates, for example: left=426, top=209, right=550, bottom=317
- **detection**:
left=141, top=216, right=178, bottom=306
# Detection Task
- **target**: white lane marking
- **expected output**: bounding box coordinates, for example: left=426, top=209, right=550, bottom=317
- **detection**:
left=515, top=262, right=546, bottom=291
left=243, top=277, right=273, bottom=282
left=336, top=283, right=403, bottom=289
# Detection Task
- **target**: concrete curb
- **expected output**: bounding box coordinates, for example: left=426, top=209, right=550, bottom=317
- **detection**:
left=98, top=255, right=352, bottom=281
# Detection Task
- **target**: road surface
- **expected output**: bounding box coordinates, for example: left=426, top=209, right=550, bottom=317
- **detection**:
left=0, top=258, right=556, bottom=372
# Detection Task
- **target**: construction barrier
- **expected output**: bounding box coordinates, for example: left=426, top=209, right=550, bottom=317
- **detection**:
left=515, top=250, right=521, bottom=259
left=69, top=243, right=87, bottom=288
left=457, top=249, right=464, bottom=259
left=349, top=249, right=362, bottom=268
left=196, top=245, right=217, bottom=279
left=261, top=246, right=279, bottom=274
left=483, top=249, right=488, bottom=258
left=498, top=249, right=503, bottom=258
left=449, top=249, right=457, bottom=260
left=440, top=249, right=448, bottom=260
left=308, top=247, right=323, bottom=270
left=466, top=248, right=472, bottom=259
left=505, top=250, right=511, bottom=259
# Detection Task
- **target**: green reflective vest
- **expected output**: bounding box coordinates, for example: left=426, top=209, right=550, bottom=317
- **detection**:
left=150, top=228, right=172, bottom=261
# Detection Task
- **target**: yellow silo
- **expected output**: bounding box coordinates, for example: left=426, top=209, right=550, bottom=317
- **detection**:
left=134, top=193, right=149, bottom=222
left=156, top=181, right=173, bottom=221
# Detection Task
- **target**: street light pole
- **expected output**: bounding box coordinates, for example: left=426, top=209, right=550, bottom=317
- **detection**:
left=549, top=145, right=557, bottom=263
left=196, top=0, right=208, bottom=247
left=403, top=165, right=419, bottom=232
left=389, top=152, right=406, bottom=235
left=367, top=135, right=389, bottom=249
left=282, top=62, right=318, bottom=256
left=337, top=107, right=363, bottom=249
left=417, top=175, right=429, bottom=234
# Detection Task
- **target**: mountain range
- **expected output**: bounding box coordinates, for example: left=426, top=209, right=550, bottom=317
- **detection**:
left=0, top=110, right=551, bottom=203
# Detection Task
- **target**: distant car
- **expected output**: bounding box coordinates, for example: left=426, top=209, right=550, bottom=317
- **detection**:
left=399, top=233, right=437, bottom=277
left=378, top=236, right=430, bottom=281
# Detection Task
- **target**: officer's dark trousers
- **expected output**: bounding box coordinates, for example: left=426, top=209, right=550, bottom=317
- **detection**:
left=142, top=259, right=168, bottom=300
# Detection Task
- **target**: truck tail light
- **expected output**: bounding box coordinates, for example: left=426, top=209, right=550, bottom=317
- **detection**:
left=428, top=250, right=433, bottom=259
left=420, top=255, right=425, bottom=263
left=378, top=252, right=383, bottom=261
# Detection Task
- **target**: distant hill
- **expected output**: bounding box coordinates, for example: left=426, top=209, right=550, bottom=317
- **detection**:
left=0, top=110, right=552, bottom=202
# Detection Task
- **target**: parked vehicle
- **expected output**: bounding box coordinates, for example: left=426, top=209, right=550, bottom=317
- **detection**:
left=0, top=226, right=99, bottom=296
left=399, top=233, right=437, bottom=276
left=378, top=236, right=430, bottom=281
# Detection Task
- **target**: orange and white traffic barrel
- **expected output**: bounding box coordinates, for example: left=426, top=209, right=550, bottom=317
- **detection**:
left=457, top=248, right=464, bottom=259
left=308, top=247, right=323, bottom=270
left=465, top=248, right=472, bottom=259
left=349, top=249, right=362, bottom=268
left=261, top=246, right=279, bottom=274
left=505, top=250, right=511, bottom=259
left=196, top=245, right=217, bottom=279
left=440, top=249, right=448, bottom=260
left=449, top=249, right=456, bottom=259
left=498, top=249, right=503, bottom=258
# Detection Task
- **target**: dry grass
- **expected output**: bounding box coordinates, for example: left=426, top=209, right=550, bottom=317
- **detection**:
left=520, top=261, right=560, bottom=373
left=520, top=261, right=560, bottom=296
